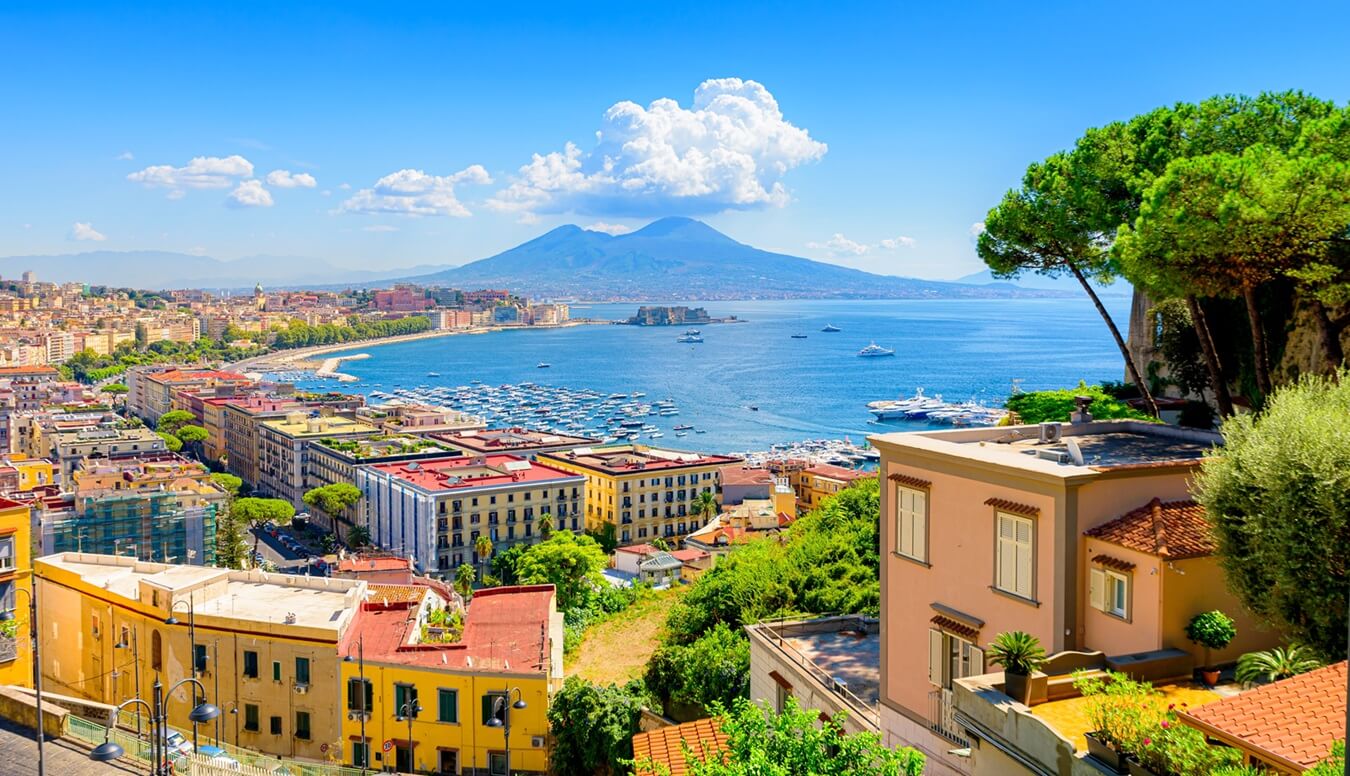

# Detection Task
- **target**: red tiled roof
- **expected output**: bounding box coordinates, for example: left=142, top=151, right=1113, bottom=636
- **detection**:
left=337, top=555, right=412, bottom=573
left=719, top=466, right=774, bottom=487
left=370, top=454, right=583, bottom=492
left=985, top=497, right=1040, bottom=516
left=152, top=369, right=250, bottom=383
left=1180, top=661, right=1346, bottom=770
left=669, top=548, right=709, bottom=563
left=803, top=463, right=873, bottom=482
left=1083, top=498, right=1215, bottom=560
left=0, top=366, right=58, bottom=376
left=632, top=718, right=729, bottom=776
left=615, top=544, right=660, bottom=557
left=338, top=584, right=556, bottom=672
left=887, top=472, right=932, bottom=489
left=540, top=445, right=743, bottom=475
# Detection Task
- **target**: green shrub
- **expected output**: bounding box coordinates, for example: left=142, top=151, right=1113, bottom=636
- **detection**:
left=1186, top=610, right=1237, bottom=651
left=987, top=631, right=1047, bottom=676
left=1004, top=382, right=1154, bottom=424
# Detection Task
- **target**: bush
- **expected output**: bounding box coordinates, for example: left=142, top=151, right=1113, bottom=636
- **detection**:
left=1185, top=610, right=1237, bottom=652
left=1134, top=706, right=1242, bottom=775
left=645, top=623, right=751, bottom=717
left=1005, top=382, right=1154, bottom=424
left=548, top=677, right=655, bottom=776
left=1074, top=671, right=1161, bottom=751
left=1195, top=371, right=1350, bottom=660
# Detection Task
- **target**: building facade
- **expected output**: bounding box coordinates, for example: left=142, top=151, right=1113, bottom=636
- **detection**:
left=256, top=412, right=379, bottom=507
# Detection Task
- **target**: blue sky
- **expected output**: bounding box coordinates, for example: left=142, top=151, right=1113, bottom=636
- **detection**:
left=4, top=1, right=1349, bottom=280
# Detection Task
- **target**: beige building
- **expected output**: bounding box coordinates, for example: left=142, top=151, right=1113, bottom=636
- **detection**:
left=257, top=412, right=378, bottom=507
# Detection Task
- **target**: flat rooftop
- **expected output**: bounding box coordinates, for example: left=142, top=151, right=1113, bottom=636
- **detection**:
left=432, top=427, right=598, bottom=453
left=37, top=553, right=362, bottom=634
left=870, top=420, right=1221, bottom=476
left=539, top=444, right=742, bottom=475
left=313, top=434, right=458, bottom=460
left=749, top=615, right=880, bottom=715
left=369, top=454, right=583, bottom=493
left=261, top=414, right=377, bottom=438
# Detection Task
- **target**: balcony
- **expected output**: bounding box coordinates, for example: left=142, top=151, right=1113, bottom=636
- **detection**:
left=928, top=687, right=967, bottom=746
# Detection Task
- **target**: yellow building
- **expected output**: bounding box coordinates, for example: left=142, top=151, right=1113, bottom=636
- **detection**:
left=338, top=584, right=563, bottom=774
left=0, top=497, right=33, bottom=687
left=537, top=444, right=741, bottom=546
left=0, top=453, right=54, bottom=491
left=257, top=411, right=378, bottom=506
left=795, top=463, right=876, bottom=513
left=34, top=553, right=563, bottom=773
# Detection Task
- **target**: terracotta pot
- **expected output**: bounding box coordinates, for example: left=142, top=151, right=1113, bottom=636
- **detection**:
left=1201, top=668, right=1221, bottom=687
left=1003, top=671, right=1033, bottom=705
left=1084, top=731, right=1129, bottom=774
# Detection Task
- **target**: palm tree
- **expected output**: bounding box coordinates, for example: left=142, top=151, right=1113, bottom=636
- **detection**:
left=474, top=534, right=494, bottom=583
left=535, top=511, right=555, bottom=540
left=453, top=563, right=476, bottom=601
left=1235, top=644, right=1324, bottom=686
left=691, top=490, right=719, bottom=526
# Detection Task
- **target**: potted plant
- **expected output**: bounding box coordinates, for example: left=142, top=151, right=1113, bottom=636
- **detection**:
left=1075, top=671, right=1159, bottom=774
left=987, top=630, right=1047, bottom=705
left=1186, top=610, right=1236, bottom=686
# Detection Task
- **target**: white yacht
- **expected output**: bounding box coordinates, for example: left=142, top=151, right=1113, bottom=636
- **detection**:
left=858, top=342, right=895, bottom=357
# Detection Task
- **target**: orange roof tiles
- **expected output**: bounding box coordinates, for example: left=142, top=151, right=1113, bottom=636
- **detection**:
left=1084, top=498, right=1215, bottom=560
left=803, top=463, right=873, bottom=482
left=719, top=466, right=774, bottom=487
left=632, top=717, right=729, bottom=776
left=985, top=497, right=1040, bottom=516
left=1180, top=661, right=1346, bottom=770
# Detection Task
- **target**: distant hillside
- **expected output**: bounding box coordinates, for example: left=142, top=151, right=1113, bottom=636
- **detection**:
left=398, top=217, right=1067, bottom=300
left=0, top=251, right=438, bottom=290
left=955, top=268, right=1131, bottom=296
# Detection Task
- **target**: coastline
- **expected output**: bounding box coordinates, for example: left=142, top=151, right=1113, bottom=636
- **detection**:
left=232, top=318, right=611, bottom=376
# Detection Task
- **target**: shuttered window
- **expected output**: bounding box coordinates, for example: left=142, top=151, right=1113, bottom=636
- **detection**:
left=1089, top=566, right=1130, bottom=619
left=995, top=512, right=1034, bottom=599
left=928, top=628, right=985, bottom=689
left=895, top=485, right=928, bottom=562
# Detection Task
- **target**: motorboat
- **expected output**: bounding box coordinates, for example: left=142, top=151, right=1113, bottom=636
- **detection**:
left=537, top=362, right=551, bottom=368
left=821, top=324, right=841, bottom=332
left=791, top=334, right=808, bottom=339
left=676, top=333, right=703, bottom=343
left=858, top=342, right=895, bottom=357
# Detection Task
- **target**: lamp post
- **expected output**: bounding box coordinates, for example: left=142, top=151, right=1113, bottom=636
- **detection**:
left=114, top=628, right=142, bottom=738
left=485, top=687, right=527, bottom=776
left=398, top=698, right=422, bottom=773
left=89, top=677, right=220, bottom=776
left=164, top=599, right=201, bottom=752
left=343, top=636, right=368, bottom=773
left=223, top=701, right=240, bottom=748
left=2, top=585, right=43, bottom=776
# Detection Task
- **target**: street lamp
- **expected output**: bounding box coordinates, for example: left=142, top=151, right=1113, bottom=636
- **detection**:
left=89, top=677, right=219, bottom=776
left=397, top=698, right=422, bottom=773
left=485, top=687, right=527, bottom=776
left=1, top=585, right=43, bottom=776
left=343, top=635, right=368, bottom=773
left=164, top=599, right=203, bottom=752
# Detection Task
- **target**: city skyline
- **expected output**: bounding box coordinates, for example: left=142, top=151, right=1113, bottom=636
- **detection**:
left=4, top=1, right=1350, bottom=280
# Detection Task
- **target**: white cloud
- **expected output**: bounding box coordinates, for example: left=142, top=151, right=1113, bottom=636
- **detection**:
left=127, top=155, right=255, bottom=197
left=880, top=235, right=917, bottom=250
left=266, top=169, right=317, bottom=188
left=487, top=78, right=826, bottom=217
left=808, top=233, right=870, bottom=257
left=584, top=221, right=632, bottom=235
left=362, top=224, right=399, bottom=232
left=227, top=179, right=274, bottom=208
left=115, top=151, right=134, bottom=161
left=339, top=182, right=351, bottom=190
left=70, top=222, right=107, bottom=241
left=969, top=221, right=986, bottom=238
left=338, top=165, right=491, bottom=217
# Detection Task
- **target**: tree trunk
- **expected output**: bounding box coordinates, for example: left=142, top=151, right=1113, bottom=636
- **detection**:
left=1065, top=261, right=1160, bottom=418
left=1188, top=296, right=1236, bottom=418
left=1242, top=284, right=1273, bottom=399
left=1308, top=297, right=1345, bottom=377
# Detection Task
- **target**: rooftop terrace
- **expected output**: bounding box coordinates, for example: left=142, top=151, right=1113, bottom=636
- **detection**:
left=369, top=453, right=583, bottom=492
left=871, top=420, right=1221, bottom=476
left=540, top=444, right=742, bottom=474
left=433, top=427, right=598, bottom=453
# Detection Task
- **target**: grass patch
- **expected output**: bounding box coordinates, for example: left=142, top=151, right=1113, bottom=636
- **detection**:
left=565, top=585, right=687, bottom=686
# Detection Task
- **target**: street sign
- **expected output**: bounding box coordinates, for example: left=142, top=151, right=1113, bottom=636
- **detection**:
left=383, top=740, right=394, bottom=753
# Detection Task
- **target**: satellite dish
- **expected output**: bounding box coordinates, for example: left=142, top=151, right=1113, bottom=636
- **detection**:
left=1065, top=438, right=1085, bottom=466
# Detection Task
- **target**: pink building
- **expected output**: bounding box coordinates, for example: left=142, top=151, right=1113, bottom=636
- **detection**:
left=869, top=418, right=1267, bottom=774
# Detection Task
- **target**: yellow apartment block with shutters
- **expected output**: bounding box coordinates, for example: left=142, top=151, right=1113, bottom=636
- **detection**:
left=0, top=497, right=33, bottom=687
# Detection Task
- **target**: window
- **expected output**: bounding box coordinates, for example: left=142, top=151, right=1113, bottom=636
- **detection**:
left=894, top=485, right=928, bottom=562
left=437, top=688, right=459, bottom=723
left=395, top=683, right=419, bottom=716
left=193, top=644, right=208, bottom=673
left=269, top=716, right=282, bottom=736
left=272, top=660, right=282, bottom=682
left=242, top=650, right=258, bottom=678
left=489, top=752, right=508, bottom=776
left=995, top=512, right=1034, bottom=599
left=243, top=704, right=259, bottom=732
left=151, top=631, right=163, bottom=672
left=928, top=629, right=984, bottom=690
left=295, top=657, right=310, bottom=686
left=348, top=678, right=373, bottom=712
left=481, top=692, right=507, bottom=726
left=1089, top=566, right=1131, bottom=619
left=295, top=711, right=311, bottom=740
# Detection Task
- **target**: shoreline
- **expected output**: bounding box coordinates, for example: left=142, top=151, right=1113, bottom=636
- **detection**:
left=232, top=318, right=611, bottom=376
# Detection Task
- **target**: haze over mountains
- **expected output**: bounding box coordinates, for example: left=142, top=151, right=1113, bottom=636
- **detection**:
left=1, top=218, right=1074, bottom=299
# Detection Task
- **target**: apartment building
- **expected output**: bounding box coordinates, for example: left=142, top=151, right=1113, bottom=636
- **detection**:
left=257, top=412, right=379, bottom=507
left=126, top=366, right=252, bottom=425
left=536, top=444, right=741, bottom=546
left=869, top=418, right=1253, bottom=774
left=49, top=424, right=167, bottom=481
left=431, top=427, right=599, bottom=460
left=304, top=435, right=461, bottom=533
left=796, top=463, right=876, bottom=512
left=356, top=402, right=486, bottom=436
left=357, top=454, right=585, bottom=574
left=222, top=396, right=304, bottom=487
left=0, top=497, right=33, bottom=687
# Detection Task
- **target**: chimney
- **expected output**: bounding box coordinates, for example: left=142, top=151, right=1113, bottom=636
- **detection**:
left=1070, top=395, right=1094, bottom=425
left=1150, top=498, right=1168, bottom=557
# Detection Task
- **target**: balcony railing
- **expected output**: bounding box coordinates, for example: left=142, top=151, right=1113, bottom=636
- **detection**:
left=928, top=687, right=969, bottom=746
left=0, top=635, right=17, bottom=663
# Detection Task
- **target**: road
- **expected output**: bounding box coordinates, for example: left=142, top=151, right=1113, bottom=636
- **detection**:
left=247, top=522, right=332, bottom=576
left=0, top=717, right=146, bottom=775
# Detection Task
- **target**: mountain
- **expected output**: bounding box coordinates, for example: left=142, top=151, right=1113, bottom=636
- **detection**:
left=955, top=268, right=1131, bottom=296
left=0, top=251, right=438, bottom=290
left=397, top=217, right=1067, bottom=300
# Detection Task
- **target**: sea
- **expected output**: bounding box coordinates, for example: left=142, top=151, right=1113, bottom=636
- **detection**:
left=281, top=297, right=1133, bottom=454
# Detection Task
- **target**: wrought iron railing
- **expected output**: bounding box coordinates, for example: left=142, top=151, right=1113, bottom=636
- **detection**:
left=928, top=687, right=969, bottom=746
